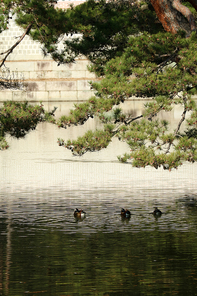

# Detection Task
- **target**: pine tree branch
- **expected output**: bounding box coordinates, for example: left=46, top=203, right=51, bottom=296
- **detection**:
left=154, top=48, right=179, bottom=73
left=0, top=23, right=32, bottom=68
left=112, top=114, right=143, bottom=133
left=174, top=103, right=187, bottom=137
left=125, top=114, right=143, bottom=125
left=33, top=16, right=46, bottom=44
left=172, top=0, right=196, bottom=32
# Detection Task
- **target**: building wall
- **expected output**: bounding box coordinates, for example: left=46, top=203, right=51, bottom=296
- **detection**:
left=0, top=1, right=98, bottom=103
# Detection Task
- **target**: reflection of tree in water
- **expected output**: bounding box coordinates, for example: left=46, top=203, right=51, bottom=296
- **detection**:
left=0, top=215, right=11, bottom=296
left=0, top=66, right=24, bottom=90
left=0, top=223, right=3, bottom=295
left=5, top=216, right=12, bottom=296
left=1, top=197, right=197, bottom=295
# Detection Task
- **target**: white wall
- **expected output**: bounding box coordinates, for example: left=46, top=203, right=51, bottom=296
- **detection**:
left=0, top=1, right=97, bottom=102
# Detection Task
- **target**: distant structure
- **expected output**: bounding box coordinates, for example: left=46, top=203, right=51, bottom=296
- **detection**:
left=55, top=0, right=86, bottom=9
left=0, top=1, right=97, bottom=103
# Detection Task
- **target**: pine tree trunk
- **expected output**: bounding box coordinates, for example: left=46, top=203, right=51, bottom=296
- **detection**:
left=150, top=0, right=196, bottom=35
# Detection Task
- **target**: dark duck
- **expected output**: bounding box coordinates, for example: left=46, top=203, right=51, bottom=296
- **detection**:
left=121, top=208, right=131, bottom=218
left=152, top=207, right=162, bottom=217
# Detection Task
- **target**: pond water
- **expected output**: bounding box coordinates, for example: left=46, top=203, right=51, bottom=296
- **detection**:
left=1, top=101, right=197, bottom=295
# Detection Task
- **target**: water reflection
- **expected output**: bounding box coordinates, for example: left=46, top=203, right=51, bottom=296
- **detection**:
left=0, top=101, right=197, bottom=295
left=1, top=194, right=197, bottom=295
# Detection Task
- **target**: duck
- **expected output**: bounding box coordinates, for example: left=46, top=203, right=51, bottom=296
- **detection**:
left=74, top=208, right=86, bottom=219
left=121, top=208, right=131, bottom=218
left=152, top=207, right=162, bottom=216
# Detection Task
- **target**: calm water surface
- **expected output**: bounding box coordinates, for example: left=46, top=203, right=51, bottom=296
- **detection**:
left=1, top=102, right=197, bottom=295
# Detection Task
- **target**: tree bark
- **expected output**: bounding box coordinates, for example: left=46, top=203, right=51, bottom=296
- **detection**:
left=150, top=0, right=196, bottom=34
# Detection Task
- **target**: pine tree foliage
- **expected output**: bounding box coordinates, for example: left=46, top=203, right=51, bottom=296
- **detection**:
left=0, top=101, right=56, bottom=149
left=0, top=0, right=164, bottom=69
left=1, top=0, right=197, bottom=169
left=54, top=1, right=197, bottom=170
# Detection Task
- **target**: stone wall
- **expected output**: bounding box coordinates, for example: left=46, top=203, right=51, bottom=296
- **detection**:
left=0, top=58, right=97, bottom=102
left=0, top=1, right=98, bottom=103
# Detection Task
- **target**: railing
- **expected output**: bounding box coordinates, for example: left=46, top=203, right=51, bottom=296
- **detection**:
left=0, top=66, right=24, bottom=90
